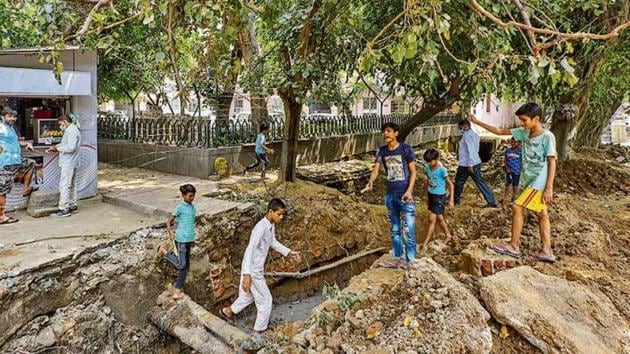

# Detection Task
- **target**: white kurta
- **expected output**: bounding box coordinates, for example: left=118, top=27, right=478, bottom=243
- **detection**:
left=57, top=124, right=81, bottom=210
left=231, top=217, right=290, bottom=331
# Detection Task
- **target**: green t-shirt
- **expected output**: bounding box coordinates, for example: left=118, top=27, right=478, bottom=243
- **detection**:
left=172, top=201, right=196, bottom=242
left=510, top=127, right=557, bottom=191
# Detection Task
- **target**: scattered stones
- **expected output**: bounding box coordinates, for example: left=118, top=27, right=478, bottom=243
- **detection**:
left=480, top=266, right=630, bottom=353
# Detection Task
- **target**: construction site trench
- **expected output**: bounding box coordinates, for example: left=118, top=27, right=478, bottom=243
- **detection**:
left=1, top=144, right=629, bottom=353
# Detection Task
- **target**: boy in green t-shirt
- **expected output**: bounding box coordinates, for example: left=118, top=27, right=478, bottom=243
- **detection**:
left=467, top=102, right=557, bottom=262
left=157, top=184, right=197, bottom=298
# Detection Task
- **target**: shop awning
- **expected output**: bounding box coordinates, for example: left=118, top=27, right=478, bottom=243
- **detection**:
left=0, top=66, right=92, bottom=96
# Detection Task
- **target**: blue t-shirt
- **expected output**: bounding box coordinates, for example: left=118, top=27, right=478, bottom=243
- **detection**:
left=0, top=121, right=21, bottom=168
left=172, top=201, right=197, bottom=242
left=424, top=164, right=448, bottom=195
left=504, top=147, right=522, bottom=174
left=255, top=133, right=266, bottom=154
left=510, top=128, right=556, bottom=190
left=375, top=143, right=415, bottom=194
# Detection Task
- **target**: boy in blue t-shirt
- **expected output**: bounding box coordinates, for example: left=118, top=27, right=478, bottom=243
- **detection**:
left=157, top=184, right=197, bottom=299
left=422, top=148, right=455, bottom=252
left=243, top=123, right=274, bottom=178
left=362, top=122, right=417, bottom=267
left=503, top=138, right=522, bottom=204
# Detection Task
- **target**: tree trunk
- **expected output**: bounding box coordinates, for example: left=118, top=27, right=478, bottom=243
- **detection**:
left=574, top=99, right=623, bottom=148
left=398, top=77, right=462, bottom=142
left=250, top=91, right=268, bottom=127
left=550, top=102, right=578, bottom=161
left=124, top=91, right=136, bottom=120
left=149, top=292, right=256, bottom=353
left=279, top=95, right=301, bottom=182
left=215, top=92, right=233, bottom=128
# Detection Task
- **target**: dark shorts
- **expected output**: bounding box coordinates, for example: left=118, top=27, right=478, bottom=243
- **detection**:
left=506, top=172, right=520, bottom=187
left=427, top=193, right=447, bottom=215
left=0, top=159, right=36, bottom=195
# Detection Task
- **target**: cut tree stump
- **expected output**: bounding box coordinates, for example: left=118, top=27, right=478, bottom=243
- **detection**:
left=149, top=292, right=257, bottom=353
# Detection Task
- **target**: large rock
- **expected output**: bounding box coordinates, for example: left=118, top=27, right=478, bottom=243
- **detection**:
left=26, top=189, right=60, bottom=217
left=480, top=266, right=629, bottom=354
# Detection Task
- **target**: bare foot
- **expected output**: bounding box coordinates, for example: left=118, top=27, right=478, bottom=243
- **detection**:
left=172, top=289, right=185, bottom=299
left=421, top=243, right=429, bottom=254
left=444, top=235, right=452, bottom=245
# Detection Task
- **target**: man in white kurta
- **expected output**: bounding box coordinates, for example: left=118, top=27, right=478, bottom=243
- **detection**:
left=48, top=114, right=81, bottom=218
left=222, top=198, right=300, bottom=332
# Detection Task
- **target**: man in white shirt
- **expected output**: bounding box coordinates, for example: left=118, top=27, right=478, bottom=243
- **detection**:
left=47, top=114, right=81, bottom=218
left=454, top=119, right=497, bottom=208
left=221, top=198, right=301, bottom=334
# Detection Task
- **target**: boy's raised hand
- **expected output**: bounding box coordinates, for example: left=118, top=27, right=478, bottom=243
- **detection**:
left=466, top=114, right=478, bottom=124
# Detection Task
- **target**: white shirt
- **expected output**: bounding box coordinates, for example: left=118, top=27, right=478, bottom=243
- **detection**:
left=241, top=217, right=290, bottom=276
left=58, top=124, right=81, bottom=168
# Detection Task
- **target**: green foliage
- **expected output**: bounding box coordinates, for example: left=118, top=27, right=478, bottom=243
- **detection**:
left=323, top=283, right=361, bottom=311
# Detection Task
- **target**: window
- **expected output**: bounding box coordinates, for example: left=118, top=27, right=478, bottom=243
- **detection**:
left=391, top=100, right=407, bottom=114
left=363, top=97, right=377, bottom=112
left=234, top=97, right=244, bottom=113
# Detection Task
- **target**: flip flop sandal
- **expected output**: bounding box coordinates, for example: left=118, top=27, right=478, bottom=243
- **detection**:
left=0, top=217, right=19, bottom=225
left=529, top=253, right=557, bottom=263
left=22, top=186, right=39, bottom=197
left=219, top=308, right=234, bottom=322
left=379, top=260, right=400, bottom=268
left=490, top=245, right=522, bottom=259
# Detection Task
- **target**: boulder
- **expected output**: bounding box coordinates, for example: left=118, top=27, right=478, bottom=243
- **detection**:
left=480, top=266, right=629, bottom=354
left=26, top=189, right=60, bottom=217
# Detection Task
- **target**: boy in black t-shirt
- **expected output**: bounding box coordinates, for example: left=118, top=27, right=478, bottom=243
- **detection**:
left=363, top=122, right=417, bottom=267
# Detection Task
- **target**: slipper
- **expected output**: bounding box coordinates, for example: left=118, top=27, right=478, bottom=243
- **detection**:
left=22, top=186, right=39, bottom=197
left=490, top=244, right=522, bottom=259
left=529, top=252, right=557, bottom=263
left=0, top=216, right=18, bottom=225
left=219, top=307, right=234, bottom=322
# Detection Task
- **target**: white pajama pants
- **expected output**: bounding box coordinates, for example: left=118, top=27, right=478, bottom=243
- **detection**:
left=230, top=274, right=272, bottom=331
left=59, top=166, right=78, bottom=210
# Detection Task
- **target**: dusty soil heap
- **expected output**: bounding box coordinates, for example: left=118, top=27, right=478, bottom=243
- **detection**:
left=261, top=147, right=630, bottom=353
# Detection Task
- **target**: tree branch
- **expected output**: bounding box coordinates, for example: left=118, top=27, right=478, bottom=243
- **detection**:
left=241, top=0, right=264, bottom=14
left=469, top=0, right=630, bottom=42
left=76, top=0, right=113, bottom=36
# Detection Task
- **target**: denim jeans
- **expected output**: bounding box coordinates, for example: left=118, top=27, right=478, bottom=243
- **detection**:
left=165, top=241, right=192, bottom=289
left=384, top=192, right=417, bottom=262
left=454, top=164, right=496, bottom=205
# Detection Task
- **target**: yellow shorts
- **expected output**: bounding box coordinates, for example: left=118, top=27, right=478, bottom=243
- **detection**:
left=514, top=187, right=547, bottom=213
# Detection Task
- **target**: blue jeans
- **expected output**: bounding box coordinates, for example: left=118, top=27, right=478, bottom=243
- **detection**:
left=454, top=164, right=496, bottom=205
left=165, top=241, right=192, bottom=289
left=384, top=192, right=417, bottom=262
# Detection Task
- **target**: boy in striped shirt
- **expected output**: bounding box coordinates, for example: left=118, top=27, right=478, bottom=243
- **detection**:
left=467, top=102, right=557, bottom=263
left=157, top=184, right=197, bottom=298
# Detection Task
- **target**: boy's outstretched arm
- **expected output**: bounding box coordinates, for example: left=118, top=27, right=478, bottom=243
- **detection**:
left=271, top=234, right=301, bottom=262
left=166, top=215, right=176, bottom=240
left=543, top=156, right=557, bottom=205
left=466, top=114, right=511, bottom=136
left=446, top=176, right=455, bottom=208
left=362, top=162, right=381, bottom=193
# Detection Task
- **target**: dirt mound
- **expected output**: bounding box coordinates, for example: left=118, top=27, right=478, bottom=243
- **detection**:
left=556, top=157, right=630, bottom=195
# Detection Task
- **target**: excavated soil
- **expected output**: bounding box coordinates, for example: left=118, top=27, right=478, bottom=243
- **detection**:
left=258, top=146, right=630, bottom=353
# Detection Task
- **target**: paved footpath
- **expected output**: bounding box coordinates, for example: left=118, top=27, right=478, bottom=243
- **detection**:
left=0, top=164, right=260, bottom=279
